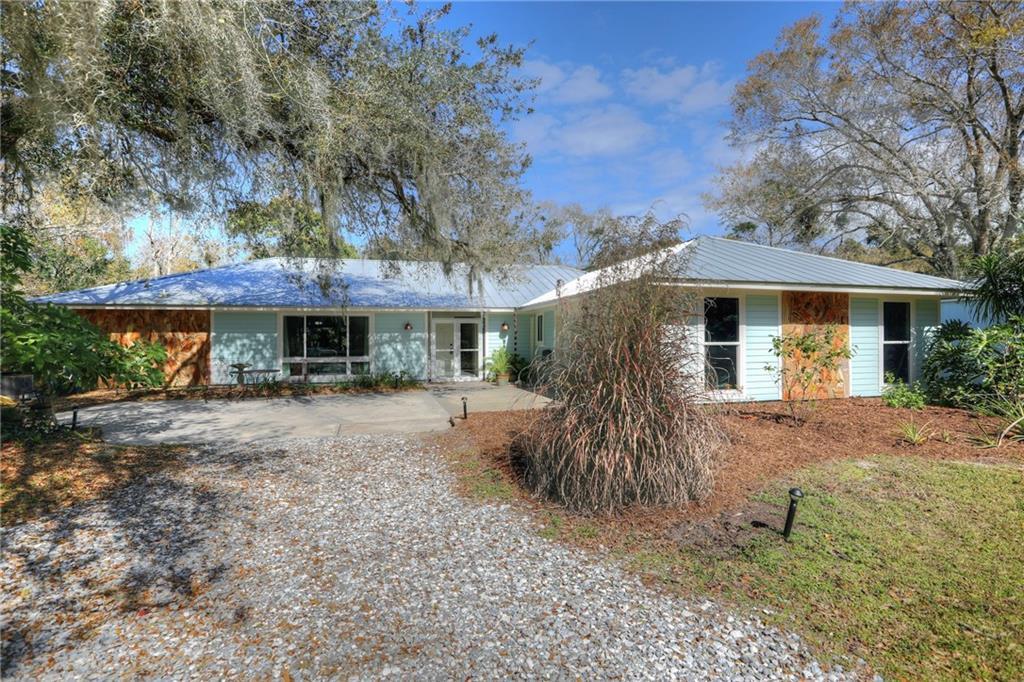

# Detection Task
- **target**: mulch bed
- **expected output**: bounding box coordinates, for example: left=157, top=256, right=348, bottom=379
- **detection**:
left=439, top=398, right=1023, bottom=550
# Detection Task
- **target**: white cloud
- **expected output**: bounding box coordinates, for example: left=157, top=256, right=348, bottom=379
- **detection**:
left=622, top=62, right=734, bottom=113
left=521, top=60, right=566, bottom=94
left=553, top=65, right=612, bottom=104
left=558, top=105, right=654, bottom=156
left=522, top=60, right=611, bottom=104
left=514, top=105, right=653, bottom=158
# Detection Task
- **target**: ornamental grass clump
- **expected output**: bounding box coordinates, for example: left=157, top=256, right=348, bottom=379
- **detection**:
left=519, top=246, right=724, bottom=515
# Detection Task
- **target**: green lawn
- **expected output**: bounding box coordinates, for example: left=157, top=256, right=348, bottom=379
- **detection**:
left=627, top=457, right=1024, bottom=681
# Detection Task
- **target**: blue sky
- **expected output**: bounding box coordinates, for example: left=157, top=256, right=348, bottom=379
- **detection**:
left=436, top=1, right=840, bottom=259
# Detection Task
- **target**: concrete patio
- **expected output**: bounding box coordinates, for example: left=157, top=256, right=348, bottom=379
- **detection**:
left=57, top=383, right=549, bottom=445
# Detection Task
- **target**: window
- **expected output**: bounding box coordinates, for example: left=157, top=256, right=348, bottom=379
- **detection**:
left=882, top=302, right=910, bottom=384
left=536, top=314, right=544, bottom=344
left=282, top=314, right=371, bottom=378
left=705, top=297, right=740, bottom=390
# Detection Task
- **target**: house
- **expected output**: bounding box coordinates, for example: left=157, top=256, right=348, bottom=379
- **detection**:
left=36, top=237, right=962, bottom=399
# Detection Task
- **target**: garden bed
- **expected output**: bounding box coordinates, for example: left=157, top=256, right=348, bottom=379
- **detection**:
left=438, top=399, right=1024, bottom=680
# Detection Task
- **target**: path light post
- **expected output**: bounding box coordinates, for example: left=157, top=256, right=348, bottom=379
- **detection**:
left=462, top=396, right=468, bottom=420
left=783, top=487, right=804, bottom=541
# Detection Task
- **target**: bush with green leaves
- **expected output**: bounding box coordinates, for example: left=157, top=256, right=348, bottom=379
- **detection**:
left=882, top=376, right=927, bottom=410
left=1, top=224, right=167, bottom=398
left=921, top=317, right=1024, bottom=408
left=485, top=347, right=526, bottom=382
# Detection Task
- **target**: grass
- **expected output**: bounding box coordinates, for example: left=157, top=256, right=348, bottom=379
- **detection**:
left=624, top=457, right=1024, bottom=681
left=1, top=429, right=186, bottom=524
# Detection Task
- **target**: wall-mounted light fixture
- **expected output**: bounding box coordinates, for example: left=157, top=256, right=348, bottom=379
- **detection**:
left=500, top=322, right=510, bottom=332
left=404, top=322, right=413, bottom=331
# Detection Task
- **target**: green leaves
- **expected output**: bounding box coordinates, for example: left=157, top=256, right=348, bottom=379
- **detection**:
left=766, top=324, right=854, bottom=421
left=921, top=317, right=1024, bottom=408
left=2, top=1, right=540, bottom=276
left=1, top=224, right=167, bottom=396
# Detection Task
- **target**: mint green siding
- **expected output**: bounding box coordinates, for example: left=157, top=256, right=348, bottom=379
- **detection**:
left=912, top=299, right=940, bottom=383
left=850, top=298, right=881, bottom=396
left=744, top=295, right=780, bottom=400
left=485, top=314, right=515, bottom=361
left=515, top=313, right=532, bottom=358
left=211, top=312, right=279, bottom=384
left=373, top=312, right=427, bottom=379
left=536, top=309, right=556, bottom=356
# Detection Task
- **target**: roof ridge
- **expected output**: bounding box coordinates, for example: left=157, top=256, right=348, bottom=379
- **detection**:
left=701, top=236, right=960, bottom=284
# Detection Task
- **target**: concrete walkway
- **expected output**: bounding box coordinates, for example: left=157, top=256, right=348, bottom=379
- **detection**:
left=58, top=391, right=452, bottom=445
left=427, top=381, right=550, bottom=416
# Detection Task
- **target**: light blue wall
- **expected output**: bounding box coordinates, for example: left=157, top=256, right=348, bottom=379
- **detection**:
left=373, top=312, right=427, bottom=379
left=744, top=295, right=781, bottom=400
left=532, top=308, right=556, bottom=357
left=485, top=313, right=515, bottom=359
left=515, top=313, right=532, bottom=358
left=850, top=298, right=881, bottom=396
left=211, top=312, right=279, bottom=384
left=913, top=298, right=940, bottom=383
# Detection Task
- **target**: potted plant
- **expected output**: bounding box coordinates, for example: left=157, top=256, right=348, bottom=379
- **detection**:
left=485, top=347, right=513, bottom=386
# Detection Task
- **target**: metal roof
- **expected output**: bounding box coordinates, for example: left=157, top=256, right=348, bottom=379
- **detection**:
left=521, top=236, right=964, bottom=307
left=35, top=257, right=584, bottom=310
left=683, top=236, right=963, bottom=290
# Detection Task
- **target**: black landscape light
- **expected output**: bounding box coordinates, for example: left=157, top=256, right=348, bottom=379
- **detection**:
left=462, top=396, right=468, bottom=420
left=783, top=487, right=804, bottom=541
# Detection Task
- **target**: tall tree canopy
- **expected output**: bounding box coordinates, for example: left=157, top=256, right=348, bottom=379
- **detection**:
left=707, top=1, right=1024, bottom=277
left=1, top=0, right=542, bottom=280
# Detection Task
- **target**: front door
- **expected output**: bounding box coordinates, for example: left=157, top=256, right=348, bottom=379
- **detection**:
left=432, top=318, right=480, bottom=380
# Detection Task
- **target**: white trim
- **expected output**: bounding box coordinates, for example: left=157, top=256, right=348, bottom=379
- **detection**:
left=699, top=293, right=745, bottom=395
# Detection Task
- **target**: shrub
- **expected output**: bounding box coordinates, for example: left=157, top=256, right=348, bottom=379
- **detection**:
left=340, top=370, right=420, bottom=390
left=518, top=238, right=723, bottom=515
left=961, top=248, right=1024, bottom=324
left=921, top=317, right=1024, bottom=407
left=882, top=376, right=926, bottom=410
left=1, top=223, right=167, bottom=399
left=765, top=324, right=852, bottom=422
left=485, top=347, right=525, bottom=381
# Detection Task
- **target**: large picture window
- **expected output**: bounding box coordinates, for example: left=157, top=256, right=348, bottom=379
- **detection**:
left=705, top=297, right=739, bottom=390
left=882, top=302, right=910, bottom=384
left=283, top=314, right=370, bottom=378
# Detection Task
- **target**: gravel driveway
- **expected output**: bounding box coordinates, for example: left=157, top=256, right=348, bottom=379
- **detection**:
left=2, top=435, right=854, bottom=679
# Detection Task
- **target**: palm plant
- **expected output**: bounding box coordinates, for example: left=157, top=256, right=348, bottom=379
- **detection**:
left=962, top=249, right=1024, bottom=324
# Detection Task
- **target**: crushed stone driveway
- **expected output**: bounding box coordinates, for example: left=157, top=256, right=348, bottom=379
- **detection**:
left=1, top=435, right=856, bottom=680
